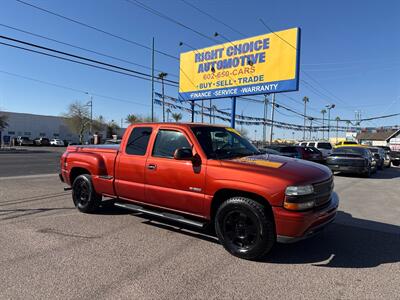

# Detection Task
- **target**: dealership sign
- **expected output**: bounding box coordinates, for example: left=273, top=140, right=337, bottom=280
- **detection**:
left=179, top=27, right=300, bottom=101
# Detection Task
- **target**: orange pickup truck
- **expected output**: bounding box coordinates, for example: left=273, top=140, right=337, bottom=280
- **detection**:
left=60, top=123, right=338, bottom=260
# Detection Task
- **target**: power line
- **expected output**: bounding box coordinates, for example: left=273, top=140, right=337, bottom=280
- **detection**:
left=14, top=0, right=178, bottom=60
left=123, top=0, right=219, bottom=44
left=180, top=0, right=246, bottom=37
left=0, top=34, right=179, bottom=86
left=0, top=69, right=150, bottom=107
left=0, top=40, right=179, bottom=87
left=0, top=23, right=179, bottom=78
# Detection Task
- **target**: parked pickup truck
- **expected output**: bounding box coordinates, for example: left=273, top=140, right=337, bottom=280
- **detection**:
left=60, top=123, right=338, bottom=260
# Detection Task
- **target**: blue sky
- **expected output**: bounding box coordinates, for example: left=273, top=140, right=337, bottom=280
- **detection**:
left=0, top=0, right=399, bottom=140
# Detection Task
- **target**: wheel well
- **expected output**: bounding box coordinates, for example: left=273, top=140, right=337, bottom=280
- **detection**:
left=70, top=167, right=90, bottom=184
left=210, top=189, right=273, bottom=221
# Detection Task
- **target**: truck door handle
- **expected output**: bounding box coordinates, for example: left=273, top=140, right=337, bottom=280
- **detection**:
left=147, top=164, right=157, bottom=170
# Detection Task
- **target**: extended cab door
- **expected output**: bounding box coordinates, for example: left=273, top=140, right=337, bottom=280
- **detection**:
left=114, top=126, right=153, bottom=202
left=145, top=127, right=206, bottom=215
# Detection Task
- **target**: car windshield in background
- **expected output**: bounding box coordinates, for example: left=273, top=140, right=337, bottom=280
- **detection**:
left=318, top=142, right=332, bottom=149
left=333, top=147, right=366, bottom=156
left=191, top=127, right=259, bottom=159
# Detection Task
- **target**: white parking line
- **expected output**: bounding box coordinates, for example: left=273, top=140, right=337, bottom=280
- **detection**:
left=0, top=173, right=59, bottom=181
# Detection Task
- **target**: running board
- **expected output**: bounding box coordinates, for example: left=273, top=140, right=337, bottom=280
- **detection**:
left=114, top=202, right=206, bottom=228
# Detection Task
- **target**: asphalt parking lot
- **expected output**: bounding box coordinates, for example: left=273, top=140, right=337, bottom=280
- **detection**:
left=0, top=150, right=399, bottom=299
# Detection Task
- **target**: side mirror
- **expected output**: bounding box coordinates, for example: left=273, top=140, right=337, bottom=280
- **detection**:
left=173, top=147, right=193, bottom=160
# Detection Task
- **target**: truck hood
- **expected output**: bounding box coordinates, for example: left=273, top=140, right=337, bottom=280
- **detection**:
left=221, top=154, right=332, bottom=185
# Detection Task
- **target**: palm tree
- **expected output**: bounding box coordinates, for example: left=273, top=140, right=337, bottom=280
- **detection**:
left=126, top=114, right=141, bottom=124
left=171, top=112, right=182, bottom=122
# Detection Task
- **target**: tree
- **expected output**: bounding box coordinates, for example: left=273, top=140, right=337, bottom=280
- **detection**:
left=106, top=120, right=120, bottom=138
left=171, top=112, right=182, bottom=122
left=126, top=114, right=141, bottom=124
left=0, top=114, right=8, bottom=131
left=63, top=101, right=91, bottom=144
left=92, top=115, right=106, bottom=134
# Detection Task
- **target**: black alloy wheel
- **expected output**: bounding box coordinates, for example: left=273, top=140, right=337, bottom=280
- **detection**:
left=215, top=197, right=275, bottom=260
left=223, top=210, right=259, bottom=252
left=72, top=174, right=102, bottom=213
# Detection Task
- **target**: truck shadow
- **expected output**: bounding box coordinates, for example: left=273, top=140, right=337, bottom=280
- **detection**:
left=138, top=210, right=400, bottom=268
left=265, top=211, right=400, bottom=268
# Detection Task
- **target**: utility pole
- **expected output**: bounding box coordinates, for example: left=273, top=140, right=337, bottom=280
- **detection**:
left=263, top=94, right=269, bottom=145
left=269, top=93, right=276, bottom=144
left=85, top=92, right=93, bottom=136
left=303, top=96, right=309, bottom=140
left=158, top=72, right=168, bottom=122
left=321, top=109, right=327, bottom=140
left=335, top=116, right=340, bottom=143
left=326, top=104, right=335, bottom=140
left=151, top=38, right=155, bottom=122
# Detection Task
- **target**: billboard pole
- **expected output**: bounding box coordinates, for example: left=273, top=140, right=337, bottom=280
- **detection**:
left=231, top=96, right=237, bottom=128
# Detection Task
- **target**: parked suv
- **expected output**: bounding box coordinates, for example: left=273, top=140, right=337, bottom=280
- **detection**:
left=269, top=145, right=324, bottom=163
left=326, top=146, right=376, bottom=177
left=298, top=141, right=333, bottom=159
left=33, top=137, right=50, bottom=146
left=16, top=136, right=34, bottom=146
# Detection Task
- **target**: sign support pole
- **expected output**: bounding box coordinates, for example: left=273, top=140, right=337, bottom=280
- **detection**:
left=231, top=96, right=237, bottom=129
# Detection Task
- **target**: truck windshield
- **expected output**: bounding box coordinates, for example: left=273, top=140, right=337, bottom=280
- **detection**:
left=191, top=126, right=260, bottom=159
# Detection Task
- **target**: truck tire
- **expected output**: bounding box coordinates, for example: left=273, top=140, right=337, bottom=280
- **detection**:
left=215, top=197, right=275, bottom=260
left=72, top=174, right=102, bottom=213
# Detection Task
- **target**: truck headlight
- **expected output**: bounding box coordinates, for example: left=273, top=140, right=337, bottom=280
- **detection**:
left=284, top=185, right=315, bottom=211
left=285, top=185, right=314, bottom=196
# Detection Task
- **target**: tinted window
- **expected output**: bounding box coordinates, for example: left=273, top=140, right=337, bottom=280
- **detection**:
left=344, top=141, right=357, bottom=145
left=126, top=127, right=152, bottom=155
left=369, top=148, right=378, bottom=153
left=300, top=142, right=307, bottom=146
left=191, top=126, right=259, bottom=159
left=317, top=142, right=332, bottom=149
left=153, top=130, right=191, bottom=158
left=279, top=146, right=298, bottom=154
left=308, top=142, right=315, bottom=147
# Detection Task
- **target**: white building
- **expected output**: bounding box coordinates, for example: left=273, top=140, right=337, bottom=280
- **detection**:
left=0, top=111, right=90, bottom=145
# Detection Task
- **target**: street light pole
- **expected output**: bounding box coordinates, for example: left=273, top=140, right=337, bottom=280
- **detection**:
left=326, top=104, right=335, bottom=140
left=321, top=109, right=326, bottom=140
left=263, top=94, right=269, bottom=145
left=303, top=96, right=309, bottom=140
left=158, top=72, right=168, bottom=122
left=269, top=93, right=276, bottom=144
